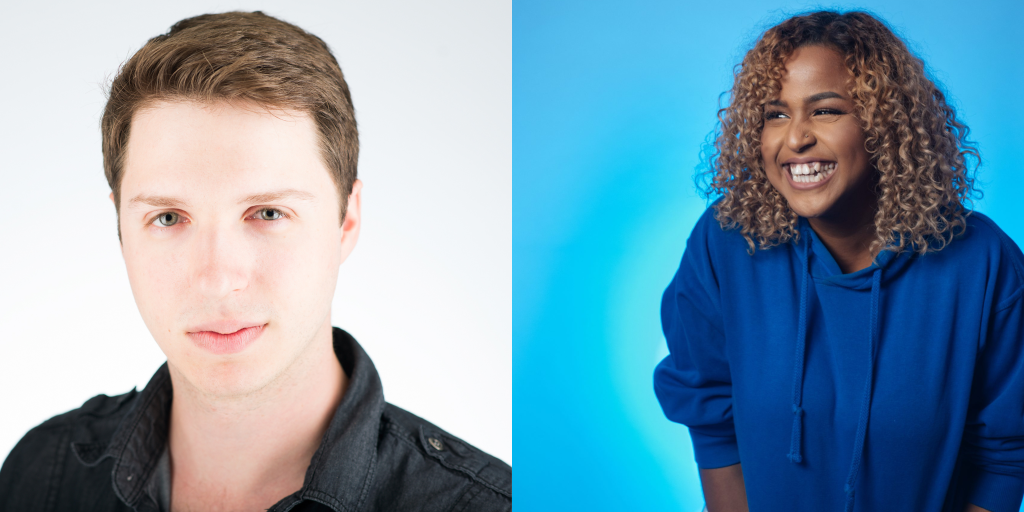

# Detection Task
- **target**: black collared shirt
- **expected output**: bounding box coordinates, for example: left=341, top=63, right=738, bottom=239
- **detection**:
left=0, top=328, right=511, bottom=511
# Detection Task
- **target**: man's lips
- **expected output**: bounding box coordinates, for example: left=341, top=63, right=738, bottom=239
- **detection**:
left=187, top=321, right=265, bottom=335
left=187, top=323, right=266, bottom=355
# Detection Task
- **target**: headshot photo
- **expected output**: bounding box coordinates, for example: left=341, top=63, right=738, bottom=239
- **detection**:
left=0, top=1, right=510, bottom=511
left=515, top=1, right=1024, bottom=511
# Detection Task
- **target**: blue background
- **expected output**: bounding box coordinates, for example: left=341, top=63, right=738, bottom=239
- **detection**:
left=513, top=1, right=1024, bottom=510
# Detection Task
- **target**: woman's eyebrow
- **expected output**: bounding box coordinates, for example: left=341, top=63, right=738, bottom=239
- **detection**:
left=767, top=91, right=845, bottom=108
left=805, top=91, right=844, bottom=103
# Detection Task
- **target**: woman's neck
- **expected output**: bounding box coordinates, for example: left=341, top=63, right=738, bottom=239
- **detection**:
left=807, top=205, right=878, bottom=274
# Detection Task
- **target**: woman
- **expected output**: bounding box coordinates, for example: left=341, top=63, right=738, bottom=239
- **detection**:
left=653, top=11, right=1024, bottom=512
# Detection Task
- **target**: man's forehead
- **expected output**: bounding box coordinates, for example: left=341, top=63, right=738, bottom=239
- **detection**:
left=120, top=99, right=333, bottom=210
left=126, top=100, right=320, bottom=164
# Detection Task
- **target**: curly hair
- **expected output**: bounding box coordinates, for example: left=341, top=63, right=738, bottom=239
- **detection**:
left=698, top=10, right=979, bottom=254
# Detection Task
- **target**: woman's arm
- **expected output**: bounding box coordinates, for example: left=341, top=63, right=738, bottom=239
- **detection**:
left=700, top=463, right=749, bottom=512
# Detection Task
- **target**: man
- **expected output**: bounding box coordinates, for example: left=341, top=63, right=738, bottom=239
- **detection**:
left=0, top=11, right=511, bottom=512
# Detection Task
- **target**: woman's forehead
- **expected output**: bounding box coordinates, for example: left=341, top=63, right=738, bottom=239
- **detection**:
left=774, top=46, right=854, bottom=99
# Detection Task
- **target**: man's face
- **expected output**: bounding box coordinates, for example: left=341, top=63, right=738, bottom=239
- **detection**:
left=117, top=100, right=360, bottom=398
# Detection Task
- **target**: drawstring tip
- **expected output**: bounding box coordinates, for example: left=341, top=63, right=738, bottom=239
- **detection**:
left=844, top=485, right=856, bottom=512
left=788, top=405, right=805, bottom=463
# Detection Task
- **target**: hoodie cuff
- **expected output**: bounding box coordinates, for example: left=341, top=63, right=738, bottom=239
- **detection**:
left=688, top=427, right=741, bottom=469
left=965, top=468, right=1024, bottom=512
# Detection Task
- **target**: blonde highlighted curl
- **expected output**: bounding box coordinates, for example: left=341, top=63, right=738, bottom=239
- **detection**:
left=698, top=11, right=979, bottom=254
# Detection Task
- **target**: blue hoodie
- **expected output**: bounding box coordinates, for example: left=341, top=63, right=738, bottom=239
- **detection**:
left=654, top=206, right=1024, bottom=512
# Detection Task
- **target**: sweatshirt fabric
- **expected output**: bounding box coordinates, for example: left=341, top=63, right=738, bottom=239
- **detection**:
left=654, top=206, right=1024, bottom=512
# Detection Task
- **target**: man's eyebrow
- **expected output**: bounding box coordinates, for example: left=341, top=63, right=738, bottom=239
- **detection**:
left=240, top=189, right=317, bottom=204
left=128, top=195, right=188, bottom=209
left=766, top=91, right=845, bottom=108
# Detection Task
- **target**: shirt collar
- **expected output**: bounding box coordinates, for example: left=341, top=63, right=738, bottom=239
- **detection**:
left=72, top=327, right=383, bottom=511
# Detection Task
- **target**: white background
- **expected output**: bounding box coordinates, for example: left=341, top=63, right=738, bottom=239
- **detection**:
left=0, top=0, right=510, bottom=466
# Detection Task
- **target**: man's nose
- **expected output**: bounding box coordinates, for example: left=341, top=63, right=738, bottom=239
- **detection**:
left=191, top=225, right=250, bottom=298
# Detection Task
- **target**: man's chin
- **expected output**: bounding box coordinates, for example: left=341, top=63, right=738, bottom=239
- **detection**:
left=168, top=356, right=279, bottom=401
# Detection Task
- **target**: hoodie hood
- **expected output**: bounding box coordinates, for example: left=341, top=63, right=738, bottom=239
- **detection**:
left=787, top=218, right=916, bottom=512
left=795, top=217, right=916, bottom=290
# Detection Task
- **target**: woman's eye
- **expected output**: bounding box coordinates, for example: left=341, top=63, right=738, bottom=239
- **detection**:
left=764, top=110, right=786, bottom=120
left=814, top=108, right=843, bottom=116
left=155, top=212, right=180, bottom=227
left=257, top=208, right=284, bottom=221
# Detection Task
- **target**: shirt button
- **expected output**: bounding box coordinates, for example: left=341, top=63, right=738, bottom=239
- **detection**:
left=126, top=474, right=133, bottom=481
left=428, top=437, right=443, bottom=451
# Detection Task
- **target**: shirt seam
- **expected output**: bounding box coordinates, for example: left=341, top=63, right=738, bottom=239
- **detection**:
left=979, top=213, right=1024, bottom=312
left=385, top=422, right=511, bottom=499
left=995, top=285, right=1024, bottom=313
left=449, top=483, right=484, bottom=512
left=299, top=490, right=349, bottom=512
left=42, top=425, right=71, bottom=512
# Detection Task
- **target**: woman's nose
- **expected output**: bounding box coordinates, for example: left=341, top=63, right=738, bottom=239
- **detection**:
left=786, top=119, right=816, bottom=152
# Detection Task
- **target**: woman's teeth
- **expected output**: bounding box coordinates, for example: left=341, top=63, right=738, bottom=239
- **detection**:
left=787, top=162, right=836, bottom=183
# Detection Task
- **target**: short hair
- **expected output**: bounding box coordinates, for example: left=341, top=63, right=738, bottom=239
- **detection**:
left=102, top=11, right=358, bottom=234
left=699, top=10, right=979, bottom=254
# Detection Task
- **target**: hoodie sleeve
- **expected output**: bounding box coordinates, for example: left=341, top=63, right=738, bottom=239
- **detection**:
left=653, top=212, right=739, bottom=469
left=961, top=289, right=1024, bottom=512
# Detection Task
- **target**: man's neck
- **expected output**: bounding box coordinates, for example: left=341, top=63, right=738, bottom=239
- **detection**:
left=166, top=325, right=346, bottom=511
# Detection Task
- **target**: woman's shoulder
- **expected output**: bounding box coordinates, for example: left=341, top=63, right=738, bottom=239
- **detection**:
left=680, top=203, right=792, bottom=282
left=963, top=211, right=1021, bottom=245
left=685, top=203, right=743, bottom=259
left=688, top=201, right=751, bottom=250
left=688, top=201, right=798, bottom=260
left=952, top=212, right=1024, bottom=264
left=945, top=211, right=1024, bottom=308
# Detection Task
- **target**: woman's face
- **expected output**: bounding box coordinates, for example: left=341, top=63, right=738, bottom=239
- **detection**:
left=760, top=45, right=876, bottom=224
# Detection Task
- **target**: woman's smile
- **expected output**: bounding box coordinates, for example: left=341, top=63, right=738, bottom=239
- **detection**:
left=784, top=161, right=837, bottom=187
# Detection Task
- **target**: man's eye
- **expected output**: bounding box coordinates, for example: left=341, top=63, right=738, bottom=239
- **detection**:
left=257, top=208, right=284, bottom=221
left=155, top=212, right=180, bottom=227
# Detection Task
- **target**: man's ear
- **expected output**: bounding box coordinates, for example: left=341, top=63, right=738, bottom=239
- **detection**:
left=338, top=179, right=362, bottom=265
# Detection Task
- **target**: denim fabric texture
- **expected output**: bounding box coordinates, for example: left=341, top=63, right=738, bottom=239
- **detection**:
left=0, top=327, right=511, bottom=511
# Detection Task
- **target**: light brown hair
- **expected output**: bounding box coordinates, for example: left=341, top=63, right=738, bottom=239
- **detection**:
left=699, top=10, right=979, bottom=254
left=102, top=11, right=358, bottom=235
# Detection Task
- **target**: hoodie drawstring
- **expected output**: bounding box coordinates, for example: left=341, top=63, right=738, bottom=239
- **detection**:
left=787, top=234, right=811, bottom=464
left=843, top=268, right=882, bottom=512
left=786, top=231, right=883, bottom=512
